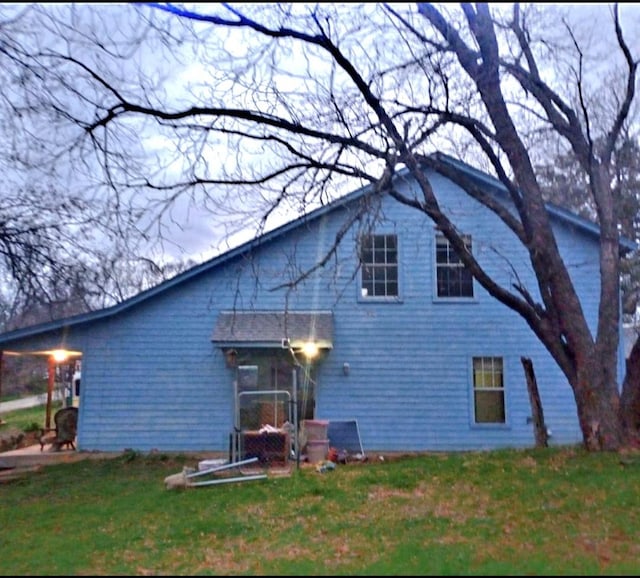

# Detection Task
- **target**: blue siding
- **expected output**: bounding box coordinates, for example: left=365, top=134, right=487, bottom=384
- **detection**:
left=0, top=166, right=617, bottom=453
left=309, top=173, right=583, bottom=451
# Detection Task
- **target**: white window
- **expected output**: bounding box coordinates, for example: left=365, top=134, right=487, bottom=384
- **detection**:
left=359, top=234, right=398, bottom=298
left=473, top=357, right=505, bottom=424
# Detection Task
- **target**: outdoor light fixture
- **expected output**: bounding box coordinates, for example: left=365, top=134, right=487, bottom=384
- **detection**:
left=51, top=349, right=69, bottom=363
left=225, top=348, right=238, bottom=368
left=300, top=341, right=319, bottom=359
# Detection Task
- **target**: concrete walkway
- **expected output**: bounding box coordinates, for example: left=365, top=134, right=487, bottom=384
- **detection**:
left=0, top=391, right=63, bottom=413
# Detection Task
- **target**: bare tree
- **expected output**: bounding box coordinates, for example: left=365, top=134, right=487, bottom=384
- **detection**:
left=538, top=135, right=640, bottom=322
left=0, top=5, right=177, bottom=319
left=3, top=3, right=640, bottom=450
left=0, top=251, right=194, bottom=333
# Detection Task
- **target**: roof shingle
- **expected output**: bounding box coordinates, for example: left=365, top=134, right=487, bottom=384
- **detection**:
left=212, top=310, right=333, bottom=348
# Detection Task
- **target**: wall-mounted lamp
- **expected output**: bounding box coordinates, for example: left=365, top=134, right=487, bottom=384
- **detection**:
left=52, top=349, right=69, bottom=363
left=225, top=348, right=238, bottom=368
left=301, top=342, right=319, bottom=359
left=343, top=362, right=350, bottom=376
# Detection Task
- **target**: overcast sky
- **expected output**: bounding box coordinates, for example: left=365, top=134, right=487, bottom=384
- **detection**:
left=139, top=2, right=640, bottom=263
left=6, top=2, right=640, bottom=268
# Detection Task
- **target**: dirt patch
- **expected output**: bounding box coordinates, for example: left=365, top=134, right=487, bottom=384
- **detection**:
left=0, top=428, right=40, bottom=453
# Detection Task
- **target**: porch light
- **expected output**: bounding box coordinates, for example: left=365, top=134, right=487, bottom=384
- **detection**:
left=300, top=341, right=319, bottom=359
left=52, top=349, right=69, bottom=363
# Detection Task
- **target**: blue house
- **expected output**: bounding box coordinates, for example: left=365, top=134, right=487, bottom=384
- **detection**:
left=0, top=154, right=631, bottom=455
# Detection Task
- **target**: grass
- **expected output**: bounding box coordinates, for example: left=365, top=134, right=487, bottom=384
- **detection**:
left=1, top=444, right=640, bottom=575
left=0, top=401, right=63, bottom=433
left=0, top=392, right=24, bottom=402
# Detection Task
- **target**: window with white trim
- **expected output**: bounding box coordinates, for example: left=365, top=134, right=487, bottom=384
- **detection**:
left=436, top=233, right=473, bottom=298
left=473, top=357, right=505, bottom=424
left=359, top=234, right=398, bottom=298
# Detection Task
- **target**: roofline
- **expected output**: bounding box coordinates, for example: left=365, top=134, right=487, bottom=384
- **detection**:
left=0, top=183, right=373, bottom=344
left=213, top=340, right=334, bottom=349
left=0, top=154, right=633, bottom=345
left=215, top=308, right=336, bottom=315
left=431, top=152, right=638, bottom=251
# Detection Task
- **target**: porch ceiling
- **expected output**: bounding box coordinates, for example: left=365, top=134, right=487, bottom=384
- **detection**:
left=211, top=310, right=333, bottom=349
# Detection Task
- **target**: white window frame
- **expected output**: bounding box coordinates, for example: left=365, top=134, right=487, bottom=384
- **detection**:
left=358, top=233, right=400, bottom=300
left=472, top=356, right=506, bottom=425
left=434, top=233, right=474, bottom=299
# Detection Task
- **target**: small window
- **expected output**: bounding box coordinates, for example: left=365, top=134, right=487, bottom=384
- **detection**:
left=359, top=234, right=398, bottom=298
left=473, top=357, right=505, bottom=424
left=436, top=233, right=473, bottom=298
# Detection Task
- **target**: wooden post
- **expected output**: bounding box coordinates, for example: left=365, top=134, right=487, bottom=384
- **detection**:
left=0, top=351, right=3, bottom=424
left=521, top=357, right=549, bottom=448
left=45, top=356, right=55, bottom=430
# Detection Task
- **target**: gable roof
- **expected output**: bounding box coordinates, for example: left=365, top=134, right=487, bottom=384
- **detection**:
left=0, top=153, right=635, bottom=347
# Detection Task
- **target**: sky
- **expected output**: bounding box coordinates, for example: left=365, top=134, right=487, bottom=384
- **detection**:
left=5, top=2, right=640, bottom=269
left=136, top=2, right=640, bottom=262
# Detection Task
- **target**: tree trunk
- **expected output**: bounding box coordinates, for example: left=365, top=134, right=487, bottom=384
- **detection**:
left=572, top=355, right=627, bottom=451
left=521, top=357, right=548, bottom=448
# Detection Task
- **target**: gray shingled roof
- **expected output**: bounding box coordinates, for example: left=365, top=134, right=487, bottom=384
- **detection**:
left=212, top=310, right=334, bottom=348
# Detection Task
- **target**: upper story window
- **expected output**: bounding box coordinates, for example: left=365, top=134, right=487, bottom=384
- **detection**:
left=359, top=234, right=398, bottom=298
left=435, top=233, right=474, bottom=298
left=473, top=357, right=505, bottom=424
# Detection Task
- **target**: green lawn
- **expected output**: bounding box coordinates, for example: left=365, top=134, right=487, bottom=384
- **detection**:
left=0, top=400, right=63, bottom=432
left=1, top=444, right=640, bottom=575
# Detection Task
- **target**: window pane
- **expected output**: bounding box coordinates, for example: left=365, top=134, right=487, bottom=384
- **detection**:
left=461, top=272, right=474, bottom=296
left=387, top=246, right=397, bottom=264
left=387, top=267, right=398, bottom=282
left=374, top=248, right=387, bottom=263
left=373, top=281, right=386, bottom=296
left=474, top=358, right=503, bottom=387
left=436, top=269, right=448, bottom=296
left=448, top=249, right=462, bottom=265
left=474, top=391, right=505, bottom=423
left=436, top=240, right=448, bottom=264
